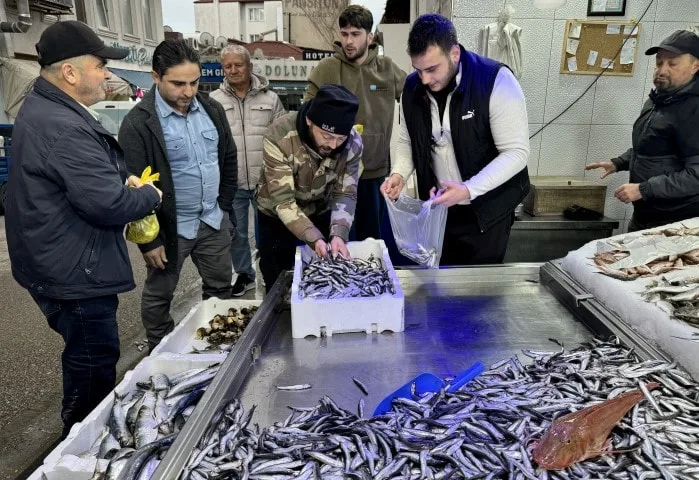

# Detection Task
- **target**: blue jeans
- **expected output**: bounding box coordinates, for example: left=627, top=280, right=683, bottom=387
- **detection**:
left=229, top=188, right=257, bottom=278
left=30, top=293, right=120, bottom=438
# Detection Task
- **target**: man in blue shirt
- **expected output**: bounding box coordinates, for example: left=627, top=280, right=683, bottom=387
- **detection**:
left=119, top=40, right=238, bottom=350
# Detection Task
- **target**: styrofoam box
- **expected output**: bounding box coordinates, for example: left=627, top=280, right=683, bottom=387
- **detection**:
left=151, top=297, right=262, bottom=356
left=34, top=354, right=221, bottom=479
left=291, top=239, right=405, bottom=338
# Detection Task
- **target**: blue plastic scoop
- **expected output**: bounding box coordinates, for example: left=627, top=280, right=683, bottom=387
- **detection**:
left=373, top=361, right=485, bottom=416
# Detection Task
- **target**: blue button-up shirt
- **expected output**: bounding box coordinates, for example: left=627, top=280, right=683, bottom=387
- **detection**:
left=155, top=89, right=223, bottom=240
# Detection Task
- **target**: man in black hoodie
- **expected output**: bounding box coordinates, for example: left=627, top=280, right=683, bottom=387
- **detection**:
left=586, top=30, right=699, bottom=232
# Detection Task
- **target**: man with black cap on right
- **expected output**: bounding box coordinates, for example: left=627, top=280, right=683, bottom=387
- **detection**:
left=586, top=30, right=699, bottom=231
left=257, top=84, right=363, bottom=291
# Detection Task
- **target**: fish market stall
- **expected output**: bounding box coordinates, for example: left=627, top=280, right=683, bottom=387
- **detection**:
left=144, top=262, right=699, bottom=479
left=561, top=218, right=699, bottom=381
left=30, top=237, right=699, bottom=479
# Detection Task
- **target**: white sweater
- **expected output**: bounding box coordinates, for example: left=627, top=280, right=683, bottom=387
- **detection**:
left=392, top=66, right=529, bottom=204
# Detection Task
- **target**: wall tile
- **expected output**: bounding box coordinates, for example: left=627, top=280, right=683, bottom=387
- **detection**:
left=454, top=0, right=504, bottom=18
left=585, top=124, right=633, bottom=165
left=453, top=17, right=497, bottom=52
left=591, top=24, right=653, bottom=125
left=654, top=0, right=699, bottom=23
left=528, top=123, right=544, bottom=176
left=504, top=0, right=556, bottom=19
left=517, top=18, right=555, bottom=123
left=543, top=20, right=596, bottom=124
left=538, top=124, right=591, bottom=176
left=553, top=1, right=588, bottom=19
left=604, top=0, right=657, bottom=21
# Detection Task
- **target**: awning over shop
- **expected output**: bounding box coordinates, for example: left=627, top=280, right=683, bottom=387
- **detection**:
left=109, top=67, right=153, bottom=90
left=0, top=58, right=133, bottom=119
left=0, top=58, right=39, bottom=120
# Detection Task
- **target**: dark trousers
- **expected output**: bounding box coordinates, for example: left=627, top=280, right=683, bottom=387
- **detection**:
left=30, top=293, right=120, bottom=439
left=142, top=216, right=233, bottom=349
left=440, top=205, right=514, bottom=266
left=258, top=211, right=330, bottom=293
left=351, top=177, right=386, bottom=241
left=627, top=213, right=676, bottom=233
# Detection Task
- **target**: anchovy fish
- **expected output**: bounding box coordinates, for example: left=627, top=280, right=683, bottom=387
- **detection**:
left=185, top=337, right=699, bottom=480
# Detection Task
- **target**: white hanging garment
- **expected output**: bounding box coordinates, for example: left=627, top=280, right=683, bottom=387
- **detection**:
left=480, top=6, right=524, bottom=79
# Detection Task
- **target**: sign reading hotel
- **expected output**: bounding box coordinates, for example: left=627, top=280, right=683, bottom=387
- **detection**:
left=201, top=60, right=319, bottom=84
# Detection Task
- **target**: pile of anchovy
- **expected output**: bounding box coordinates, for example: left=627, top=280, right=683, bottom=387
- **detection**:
left=643, top=275, right=699, bottom=326
left=182, top=338, right=699, bottom=479
left=193, top=306, right=259, bottom=352
left=76, top=363, right=220, bottom=480
left=297, top=254, right=395, bottom=299
left=396, top=242, right=440, bottom=269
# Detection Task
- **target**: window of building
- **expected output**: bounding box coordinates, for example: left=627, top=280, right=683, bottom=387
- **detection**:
left=95, top=0, right=110, bottom=29
left=249, top=34, right=262, bottom=42
left=122, top=0, right=136, bottom=35
left=248, top=7, right=264, bottom=22
left=141, top=0, right=156, bottom=40
left=74, top=0, right=87, bottom=22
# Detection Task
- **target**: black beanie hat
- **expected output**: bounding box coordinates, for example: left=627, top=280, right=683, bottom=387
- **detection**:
left=306, top=84, right=359, bottom=136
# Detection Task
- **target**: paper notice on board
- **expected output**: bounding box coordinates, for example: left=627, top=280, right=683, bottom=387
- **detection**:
left=601, top=58, right=615, bottom=69
left=621, top=38, right=637, bottom=64
left=569, top=23, right=582, bottom=39
left=623, top=24, right=639, bottom=35
left=606, top=24, right=621, bottom=35
left=587, top=50, right=599, bottom=66
left=566, top=39, right=580, bottom=55
left=567, top=57, right=578, bottom=72
left=592, top=0, right=607, bottom=12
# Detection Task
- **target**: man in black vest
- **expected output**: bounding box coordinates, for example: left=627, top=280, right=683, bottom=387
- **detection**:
left=381, top=14, right=530, bottom=265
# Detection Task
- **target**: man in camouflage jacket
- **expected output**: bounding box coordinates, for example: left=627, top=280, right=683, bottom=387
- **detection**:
left=257, top=84, right=363, bottom=291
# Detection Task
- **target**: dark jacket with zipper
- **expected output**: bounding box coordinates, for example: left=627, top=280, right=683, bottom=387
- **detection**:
left=401, top=46, right=530, bottom=233
left=5, top=77, right=160, bottom=300
left=611, top=77, right=699, bottom=224
left=118, top=88, right=237, bottom=271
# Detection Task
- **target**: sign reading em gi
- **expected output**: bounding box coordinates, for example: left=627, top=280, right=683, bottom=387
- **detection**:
left=200, top=60, right=320, bottom=84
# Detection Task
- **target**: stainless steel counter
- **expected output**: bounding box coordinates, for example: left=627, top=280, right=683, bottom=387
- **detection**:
left=152, top=264, right=666, bottom=479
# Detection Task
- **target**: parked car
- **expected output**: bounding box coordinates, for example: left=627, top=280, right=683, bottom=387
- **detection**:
left=91, top=100, right=138, bottom=138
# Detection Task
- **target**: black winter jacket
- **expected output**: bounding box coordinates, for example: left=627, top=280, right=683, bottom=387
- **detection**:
left=612, top=78, right=699, bottom=224
left=118, top=88, right=237, bottom=271
left=5, top=77, right=160, bottom=299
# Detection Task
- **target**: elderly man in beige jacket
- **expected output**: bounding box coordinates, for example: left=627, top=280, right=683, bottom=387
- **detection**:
left=211, top=45, right=285, bottom=295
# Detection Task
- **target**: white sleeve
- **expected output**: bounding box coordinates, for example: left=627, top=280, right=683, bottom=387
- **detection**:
left=463, top=67, right=529, bottom=201
left=390, top=99, right=416, bottom=181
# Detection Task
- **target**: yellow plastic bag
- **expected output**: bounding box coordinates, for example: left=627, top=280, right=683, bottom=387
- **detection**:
left=125, top=167, right=161, bottom=244
left=354, top=124, right=365, bottom=177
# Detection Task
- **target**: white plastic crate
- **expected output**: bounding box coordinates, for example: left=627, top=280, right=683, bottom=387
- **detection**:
left=36, top=354, right=221, bottom=477
left=291, top=239, right=405, bottom=338
left=151, top=297, right=262, bottom=356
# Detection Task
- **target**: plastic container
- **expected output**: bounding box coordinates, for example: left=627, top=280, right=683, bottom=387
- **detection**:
left=290, top=239, right=405, bottom=338
left=151, top=297, right=262, bottom=356
left=36, top=354, right=221, bottom=478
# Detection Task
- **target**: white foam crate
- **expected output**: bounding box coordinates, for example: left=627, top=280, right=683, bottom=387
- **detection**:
left=151, top=297, right=262, bottom=356
left=36, top=353, right=221, bottom=478
left=291, top=239, right=405, bottom=338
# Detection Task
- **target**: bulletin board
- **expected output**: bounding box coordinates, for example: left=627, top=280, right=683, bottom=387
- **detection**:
left=560, top=19, right=641, bottom=76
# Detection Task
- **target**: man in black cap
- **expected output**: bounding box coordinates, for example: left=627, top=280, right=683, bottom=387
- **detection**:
left=5, top=21, right=162, bottom=437
left=256, top=84, right=363, bottom=291
left=586, top=30, right=699, bottom=231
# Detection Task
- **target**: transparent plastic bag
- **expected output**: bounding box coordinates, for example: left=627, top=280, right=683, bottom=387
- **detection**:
left=125, top=167, right=160, bottom=244
left=384, top=193, right=448, bottom=268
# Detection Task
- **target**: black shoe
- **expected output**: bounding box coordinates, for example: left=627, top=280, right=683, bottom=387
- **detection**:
left=232, top=274, right=255, bottom=296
